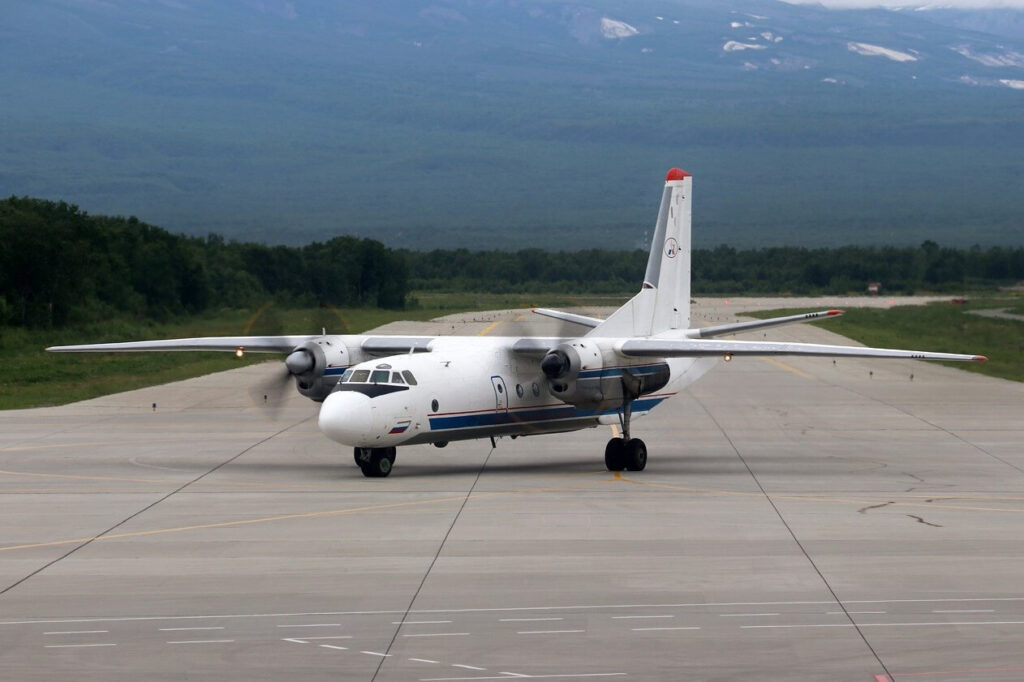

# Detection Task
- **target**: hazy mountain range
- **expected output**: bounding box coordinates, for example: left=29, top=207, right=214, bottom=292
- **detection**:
left=2, top=0, right=1023, bottom=249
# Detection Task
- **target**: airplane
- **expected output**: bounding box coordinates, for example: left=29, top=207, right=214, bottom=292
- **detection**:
left=48, top=167, right=986, bottom=478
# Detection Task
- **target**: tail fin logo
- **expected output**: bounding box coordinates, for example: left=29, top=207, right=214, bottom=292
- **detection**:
left=664, top=237, right=679, bottom=259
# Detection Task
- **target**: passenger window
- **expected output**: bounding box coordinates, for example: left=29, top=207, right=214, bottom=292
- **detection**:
left=370, top=370, right=390, bottom=384
left=351, top=370, right=370, bottom=383
left=392, top=372, right=405, bottom=384
left=402, top=370, right=418, bottom=386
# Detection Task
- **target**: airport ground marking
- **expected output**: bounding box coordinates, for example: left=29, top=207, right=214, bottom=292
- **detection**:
left=759, top=357, right=816, bottom=380
left=43, top=630, right=108, bottom=635
left=320, top=644, right=348, bottom=651
left=159, top=626, right=224, bottom=631
left=630, top=626, right=700, bottom=632
left=516, top=629, right=585, bottom=635
left=167, top=639, right=235, bottom=644
left=742, top=620, right=1024, bottom=630
left=402, top=632, right=471, bottom=637
left=44, top=643, right=116, bottom=648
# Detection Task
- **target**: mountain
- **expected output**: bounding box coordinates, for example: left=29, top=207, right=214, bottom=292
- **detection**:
left=1, top=0, right=1023, bottom=249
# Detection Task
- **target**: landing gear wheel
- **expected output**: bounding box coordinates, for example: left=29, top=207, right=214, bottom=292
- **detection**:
left=625, top=438, right=647, bottom=471
left=604, top=438, right=627, bottom=471
left=356, top=447, right=396, bottom=478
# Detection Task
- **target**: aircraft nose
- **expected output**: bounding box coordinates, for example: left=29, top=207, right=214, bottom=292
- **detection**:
left=318, top=391, right=374, bottom=446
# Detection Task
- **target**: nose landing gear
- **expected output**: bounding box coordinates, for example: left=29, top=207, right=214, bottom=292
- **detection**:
left=354, top=447, right=396, bottom=477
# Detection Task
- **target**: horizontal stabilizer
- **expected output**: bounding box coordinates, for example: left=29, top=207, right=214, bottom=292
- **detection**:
left=531, top=308, right=602, bottom=328
left=46, top=335, right=316, bottom=353
left=689, top=309, right=843, bottom=339
left=619, top=338, right=985, bottom=363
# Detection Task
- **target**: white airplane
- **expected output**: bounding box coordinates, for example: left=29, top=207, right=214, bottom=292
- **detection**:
left=49, top=168, right=986, bottom=478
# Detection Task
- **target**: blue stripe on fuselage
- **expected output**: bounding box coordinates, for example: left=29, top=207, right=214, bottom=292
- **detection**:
left=427, top=397, right=666, bottom=432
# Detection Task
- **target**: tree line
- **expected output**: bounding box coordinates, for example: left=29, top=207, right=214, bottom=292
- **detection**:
left=2, top=196, right=1023, bottom=329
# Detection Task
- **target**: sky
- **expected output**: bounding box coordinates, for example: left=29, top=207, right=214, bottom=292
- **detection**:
left=782, top=0, right=1024, bottom=8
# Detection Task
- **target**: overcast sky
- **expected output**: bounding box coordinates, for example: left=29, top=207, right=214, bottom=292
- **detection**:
left=782, top=0, right=1024, bottom=8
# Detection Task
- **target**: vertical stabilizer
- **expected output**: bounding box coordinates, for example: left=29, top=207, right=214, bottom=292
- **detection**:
left=588, top=168, right=692, bottom=338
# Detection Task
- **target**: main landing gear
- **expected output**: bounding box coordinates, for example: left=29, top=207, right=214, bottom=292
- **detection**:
left=354, top=446, right=396, bottom=478
left=604, top=375, right=647, bottom=472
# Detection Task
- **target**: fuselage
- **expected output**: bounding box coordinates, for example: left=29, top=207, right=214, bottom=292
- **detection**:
left=317, top=337, right=715, bottom=449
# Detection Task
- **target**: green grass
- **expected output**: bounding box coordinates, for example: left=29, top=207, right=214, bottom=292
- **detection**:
left=0, top=292, right=635, bottom=410
left=746, top=295, right=1024, bottom=383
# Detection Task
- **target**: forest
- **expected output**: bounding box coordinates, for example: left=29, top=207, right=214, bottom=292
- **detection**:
left=2, top=196, right=1023, bottom=329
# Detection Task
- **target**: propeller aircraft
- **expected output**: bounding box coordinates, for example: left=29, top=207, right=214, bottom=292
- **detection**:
left=48, top=168, right=986, bottom=477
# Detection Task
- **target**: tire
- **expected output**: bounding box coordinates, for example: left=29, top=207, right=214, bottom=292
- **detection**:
left=354, top=447, right=371, bottom=468
left=361, top=448, right=395, bottom=478
left=625, top=438, right=647, bottom=472
left=604, top=438, right=627, bottom=471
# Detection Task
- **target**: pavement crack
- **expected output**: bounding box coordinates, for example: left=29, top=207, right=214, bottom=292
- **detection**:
left=906, top=514, right=942, bottom=528
left=858, top=501, right=895, bottom=514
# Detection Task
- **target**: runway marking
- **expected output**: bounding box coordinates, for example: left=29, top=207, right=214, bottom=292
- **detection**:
left=294, top=635, right=352, bottom=641
left=610, top=615, right=674, bottom=620
left=361, top=650, right=392, bottom=657
left=283, top=638, right=309, bottom=644
left=760, top=357, right=816, bottom=380
left=277, top=623, right=341, bottom=628
left=719, top=613, right=779, bottom=617
left=419, top=675, right=626, bottom=680
left=44, top=643, right=116, bottom=648
left=631, top=626, right=700, bottom=632
left=742, top=620, right=1024, bottom=630
left=403, top=632, right=470, bottom=638
left=453, top=665, right=487, bottom=671
left=44, top=630, right=109, bottom=635
left=159, top=626, right=225, bottom=631
left=932, top=609, right=995, bottom=613
left=478, top=321, right=502, bottom=336
left=320, top=644, right=348, bottom=651
left=500, top=618, right=564, bottom=622
left=828, top=611, right=885, bottom=615
left=394, top=620, right=453, bottom=624
left=888, top=665, right=1024, bottom=678
left=411, top=658, right=440, bottom=664
left=167, top=639, right=235, bottom=644
left=7, top=597, right=1024, bottom=627
left=516, top=629, right=585, bottom=635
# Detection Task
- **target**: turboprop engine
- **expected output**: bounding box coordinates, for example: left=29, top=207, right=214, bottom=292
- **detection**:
left=283, top=337, right=349, bottom=401
left=540, top=340, right=671, bottom=411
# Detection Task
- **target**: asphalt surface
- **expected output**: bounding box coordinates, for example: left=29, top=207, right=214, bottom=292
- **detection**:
left=2, top=299, right=1022, bottom=682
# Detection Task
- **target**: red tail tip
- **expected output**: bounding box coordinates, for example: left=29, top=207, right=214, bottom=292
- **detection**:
left=975, top=355, right=988, bottom=362
left=827, top=309, right=844, bottom=316
left=666, top=167, right=691, bottom=181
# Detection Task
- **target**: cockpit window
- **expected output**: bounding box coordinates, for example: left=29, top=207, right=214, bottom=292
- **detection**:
left=340, top=369, right=353, bottom=383
left=392, top=372, right=405, bottom=384
left=401, top=370, right=418, bottom=386
left=350, top=369, right=370, bottom=383
left=370, top=369, right=390, bottom=384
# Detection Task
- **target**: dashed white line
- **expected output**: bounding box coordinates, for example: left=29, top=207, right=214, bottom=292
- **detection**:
left=44, top=630, right=109, bottom=635
left=403, top=632, right=471, bottom=638
left=277, top=623, right=340, bottom=628
left=631, top=626, right=701, bottom=632
left=611, top=615, right=674, bottom=620
left=44, top=643, right=116, bottom=649
left=159, top=626, right=225, bottom=631
left=420, top=674, right=626, bottom=680
left=411, top=658, right=440, bottom=664
left=933, top=609, right=995, bottom=613
left=453, top=664, right=487, bottom=670
left=516, top=629, right=585, bottom=635
left=827, top=611, right=886, bottom=615
left=500, top=617, right=564, bottom=622
left=361, top=650, right=392, bottom=657
left=719, top=613, right=779, bottom=617
left=320, top=644, right=348, bottom=651
left=742, top=621, right=1024, bottom=630
left=295, top=635, right=352, bottom=641
left=283, top=638, right=309, bottom=644
left=396, top=620, right=454, bottom=624
left=167, top=639, right=235, bottom=644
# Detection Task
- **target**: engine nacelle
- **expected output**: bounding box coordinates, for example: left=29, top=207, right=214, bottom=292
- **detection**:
left=287, top=337, right=350, bottom=402
left=540, top=341, right=670, bottom=410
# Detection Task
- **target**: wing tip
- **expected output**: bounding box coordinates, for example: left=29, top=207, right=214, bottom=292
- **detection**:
left=828, top=309, right=844, bottom=316
left=974, top=355, right=988, bottom=362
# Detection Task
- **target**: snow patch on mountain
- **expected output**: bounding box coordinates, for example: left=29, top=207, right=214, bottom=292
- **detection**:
left=952, top=45, right=1024, bottom=67
left=847, top=42, right=918, bottom=62
left=601, top=18, right=638, bottom=39
left=724, top=40, right=767, bottom=51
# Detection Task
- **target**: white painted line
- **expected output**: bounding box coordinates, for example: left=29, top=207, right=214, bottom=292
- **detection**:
left=44, top=630, right=109, bottom=635
left=277, top=623, right=340, bottom=628
left=631, top=626, right=701, bottom=632
left=827, top=611, right=886, bottom=615
left=320, top=644, right=348, bottom=651
left=361, top=651, right=392, bottom=657
left=932, top=609, right=995, bottom=613
left=282, top=638, right=309, bottom=644
left=742, top=620, right=1024, bottom=630
left=44, top=643, right=116, bottom=648
left=453, top=664, right=487, bottom=671
left=719, top=613, right=779, bottom=617
left=395, top=620, right=453, bottom=624
left=402, top=632, right=471, bottom=638
left=410, top=658, right=440, bottom=664
left=499, top=617, right=564, bottom=622
left=420, top=674, right=627, bottom=681
left=499, top=674, right=530, bottom=678
left=167, top=639, right=235, bottom=644
left=159, top=626, right=225, bottom=631
left=611, top=615, right=674, bottom=620
left=297, top=635, right=352, bottom=641
left=516, top=629, right=585, bottom=635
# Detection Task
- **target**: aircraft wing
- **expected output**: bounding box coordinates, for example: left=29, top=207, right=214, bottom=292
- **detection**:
left=689, top=309, right=843, bottom=338
left=46, top=335, right=317, bottom=353
left=531, top=308, right=602, bottom=328
left=618, top=338, right=985, bottom=363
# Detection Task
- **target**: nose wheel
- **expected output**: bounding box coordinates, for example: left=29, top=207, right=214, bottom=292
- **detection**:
left=605, top=437, right=647, bottom=472
left=354, top=447, right=396, bottom=477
